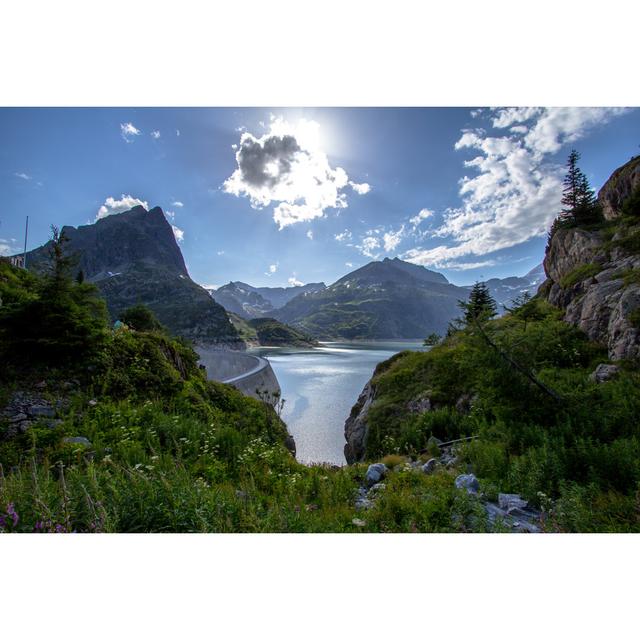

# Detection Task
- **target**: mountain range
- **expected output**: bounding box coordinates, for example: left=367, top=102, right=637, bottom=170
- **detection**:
left=209, top=281, right=326, bottom=319
left=19, top=205, right=545, bottom=344
left=270, top=258, right=545, bottom=339
left=476, top=263, right=546, bottom=311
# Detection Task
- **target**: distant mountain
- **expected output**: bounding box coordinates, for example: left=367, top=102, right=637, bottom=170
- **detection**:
left=211, top=280, right=326, bottom=319
left=255, top=282, right=327, bottom=308
left=23, top=206, right=240, bottom=346
left=480, top=263, right=546, bottom=311
left=209, top=282, right=275, bottom=318
left=273, top=257, right=468, bottom=339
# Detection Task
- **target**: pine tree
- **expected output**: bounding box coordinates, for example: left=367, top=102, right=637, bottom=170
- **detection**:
left=459, top=281, right=497, bottom=326
left=559, top=150, right=602, bottom=226
left=561, top=149, right=582, bottom=221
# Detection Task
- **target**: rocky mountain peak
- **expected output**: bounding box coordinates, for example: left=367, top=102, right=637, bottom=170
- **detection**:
left=22, top=206, right=239, bottom=346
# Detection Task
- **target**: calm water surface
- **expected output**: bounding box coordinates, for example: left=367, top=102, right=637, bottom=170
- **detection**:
left=250, top=341, right=424, bottom=465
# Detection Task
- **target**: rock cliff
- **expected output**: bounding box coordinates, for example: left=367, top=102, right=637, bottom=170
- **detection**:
left=542, top=156, right=640, bottom=361
left=344, top=381, right=375, bottom=463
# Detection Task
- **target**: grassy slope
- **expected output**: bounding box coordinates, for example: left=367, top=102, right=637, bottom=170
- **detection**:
left=0, top=261, right=479, bottom=533
left=359, top=298, right=640, bottom=531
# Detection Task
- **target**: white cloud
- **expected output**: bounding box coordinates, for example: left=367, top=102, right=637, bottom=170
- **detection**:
left=120, top=122, right=141, bottom=142
left=171, top=225, right=184, bottom=243
left=151, top=130, right=161, bottom=139
left=306, top=230, right=314, bottom=240
left=14, top=172, right=31, bottom=181
left=265, top=263, right=278, bottom=276
left=96, top=194, right=148, bottom=220
left=164, top=210, right=176, bottom=221
left=383, top=226, right=405, bottom=252
left=223, top=115, right=370, bottom=229
left=403, top=107, right=629, bottom=269
left=217, top=250, right=225, bottom=256
left=350, top=181, right=371, bottom=195
left=172, top=201, right=184, bottom=208
left=409, top=208, right=433, bottom=227
left=345, top=262, right=353, bottom=268
left=491, top=107, right=542, bottom=129
left=334, top=229, right=352, bottom=242
left=288, top=275, right=304, bottom=286
left=176, top=129, right=181, bottom=137
left=0, top=238, right=17, bottom=256
left=357, top=236, right=381, bottom=258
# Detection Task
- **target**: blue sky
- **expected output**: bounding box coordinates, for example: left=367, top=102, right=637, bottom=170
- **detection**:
left=1, top=107, right=638, bottom=287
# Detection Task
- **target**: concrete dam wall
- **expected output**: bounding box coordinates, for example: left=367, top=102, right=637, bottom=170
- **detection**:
left=195, top=348, right=281, bottom=400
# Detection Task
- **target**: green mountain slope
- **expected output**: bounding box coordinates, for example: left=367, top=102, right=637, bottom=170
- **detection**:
left=274, top=258, right=467, bottom=339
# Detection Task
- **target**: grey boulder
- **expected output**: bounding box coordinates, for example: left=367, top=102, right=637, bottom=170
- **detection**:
left=454, top=473, right=480, bottom=494
left=589, top=363, right=620, bottom=384
left=63, top=436, right=92, bottom=447
left=498, top=493, right=528, bottom=513
left=365, top=463, right=387, bottom=487
left=422, top=458, right=438, bottom=475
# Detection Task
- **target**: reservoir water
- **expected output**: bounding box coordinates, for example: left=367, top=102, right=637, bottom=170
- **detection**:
left=250, top=341, right=425, bottom=465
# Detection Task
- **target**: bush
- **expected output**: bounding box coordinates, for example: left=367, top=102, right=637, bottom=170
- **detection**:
left=119, top=304, right=165, bottom=333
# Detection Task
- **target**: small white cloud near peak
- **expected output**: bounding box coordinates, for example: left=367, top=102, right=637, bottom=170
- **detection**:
left=171, top=225, right=184, bottom=243
left=96, top=195, right=148, bottom=220
left=171, top=201, right=184, bottom=208
left=409, top=208, right=433, bottom=227
left=265, top=263, right=278, bottom=276
left=383, top=226, right=405, bottom=253
left=151, top=130, right=161, bottom=139
left=306, top=230, right=314, bottom=240
left=357, top=236, right=381, bottom=258
left=120, top=122, right=141, bottom=143
left=164, top=210, right=176, bottom=221
left=14, top=172, right=31, bottom=181
left=288, top=275, right=304, bottom=287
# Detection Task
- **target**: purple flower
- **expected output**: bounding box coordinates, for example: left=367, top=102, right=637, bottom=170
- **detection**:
left=6, top=503, right=19, bottom=527
left=0, top=515, right=6, bottom=529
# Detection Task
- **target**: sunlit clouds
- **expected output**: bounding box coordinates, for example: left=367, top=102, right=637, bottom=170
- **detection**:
left=223, top=116, right=370, bottom=229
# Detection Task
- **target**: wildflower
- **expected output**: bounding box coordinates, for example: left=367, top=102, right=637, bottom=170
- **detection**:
left=6, top=503, right=19, bottom=527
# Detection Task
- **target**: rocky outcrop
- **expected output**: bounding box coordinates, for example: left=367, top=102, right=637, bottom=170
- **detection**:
left=542, top=157, right=640, bottom=361
left=598, top=156, right=640, bottom=220
left=0, top=390, right=66, bottom=438
left=344, top=381, right=375, bottom=464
